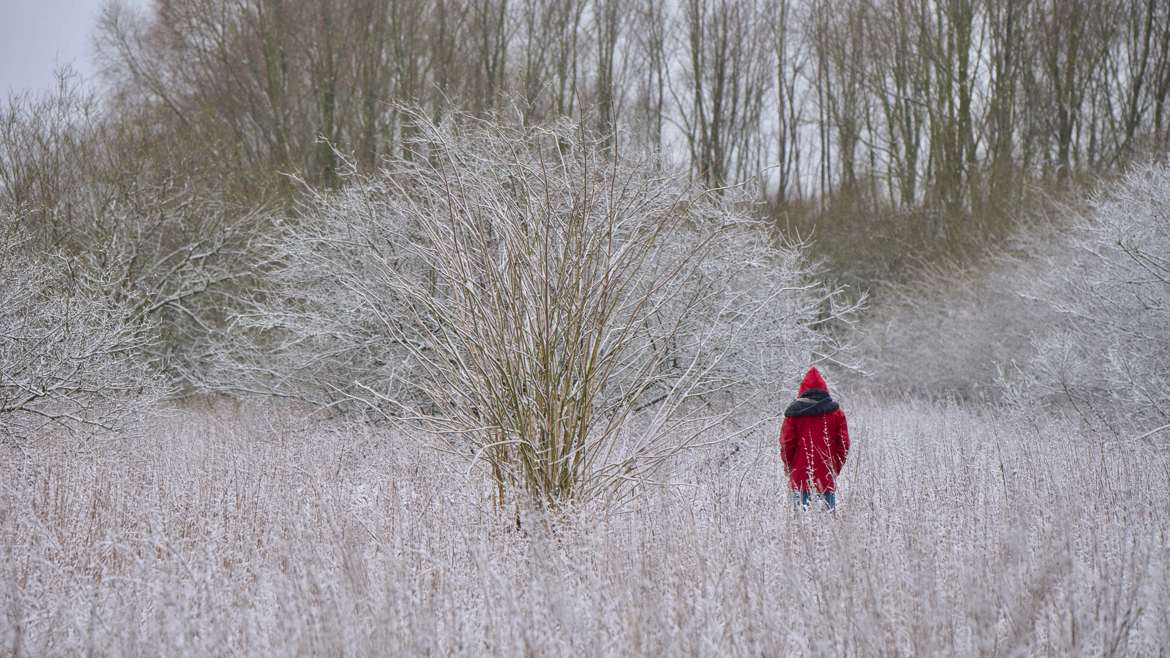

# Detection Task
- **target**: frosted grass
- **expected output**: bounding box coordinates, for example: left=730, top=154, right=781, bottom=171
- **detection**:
left=2, top=398, right=1166, bottom=656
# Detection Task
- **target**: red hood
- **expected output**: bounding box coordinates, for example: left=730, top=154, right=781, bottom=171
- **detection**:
left=798, top=367, right=828, bottom=395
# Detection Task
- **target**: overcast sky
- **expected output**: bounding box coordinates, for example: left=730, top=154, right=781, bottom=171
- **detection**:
left=0, top=0, right=138, bottom=96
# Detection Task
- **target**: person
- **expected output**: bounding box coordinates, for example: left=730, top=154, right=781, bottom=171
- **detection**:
left=779, top=367, right=850, bottom=511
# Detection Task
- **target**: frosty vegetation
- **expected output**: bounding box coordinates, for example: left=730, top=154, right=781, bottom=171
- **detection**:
left=866, top=163, right=1170, bottom=435
left=0, top=76, right=274, bottom=395
left=2, top=67, right=1168, bottom=657
left=0, top=229, right=156, bottom=440
left=1, top=400, right=1165, bottom=655
left=1016, top=164, right=1170, bottom=426
left=212, top=118, right=850, bottom=509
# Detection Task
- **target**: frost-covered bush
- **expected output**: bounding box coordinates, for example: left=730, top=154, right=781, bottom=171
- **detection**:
left=223, top=117, right=845, bottom=506
left=0, top=228, right=158, bottom=440
left=863, top=163, right=1169, bottom=434
left=859, top=257, right=1048, bottom=401
left=0, top=75, right=273, bottom=390
left=1005, top=163, right=1170, bottom=430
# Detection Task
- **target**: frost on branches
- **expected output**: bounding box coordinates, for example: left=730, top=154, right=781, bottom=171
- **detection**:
left=1008, top=163, right=1170, bottom=432
left=0, top=230, right=158, bottom=441
left=862, top=162, right=1169, bottom=439
left=222, top=118, right=850, bottom=507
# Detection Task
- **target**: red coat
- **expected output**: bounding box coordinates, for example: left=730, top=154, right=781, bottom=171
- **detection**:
left=779, top=368, right=850, bottom=493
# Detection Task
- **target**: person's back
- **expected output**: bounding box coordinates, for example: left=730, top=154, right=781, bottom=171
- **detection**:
left=779, top=367, right=850, bottom=510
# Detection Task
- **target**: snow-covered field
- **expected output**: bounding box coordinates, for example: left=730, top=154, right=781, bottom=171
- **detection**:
left=3, top=398, right=1166, bottom=656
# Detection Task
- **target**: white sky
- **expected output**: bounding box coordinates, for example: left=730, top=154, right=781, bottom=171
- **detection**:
left=0, top=0, right=143, bottom=96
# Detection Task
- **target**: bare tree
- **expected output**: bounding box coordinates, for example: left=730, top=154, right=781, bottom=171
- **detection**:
left=1031, top=0, right=1106, bottom=178
left=769, top=0, right=807, bottom=204
left=1151, top=0, right=1170, bottom=148
left=632, top=0, right=670, bottom=156
left=468, top=0, right=512, bottom=115
left=516, top=0, right=555, bottom=125
left=678, top=0, right=773, bottom=189
left=985, top=0, right=1026, bottom=206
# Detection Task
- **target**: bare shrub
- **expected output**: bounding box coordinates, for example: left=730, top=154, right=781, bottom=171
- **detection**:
left=223, top=117, right=846, bottom=508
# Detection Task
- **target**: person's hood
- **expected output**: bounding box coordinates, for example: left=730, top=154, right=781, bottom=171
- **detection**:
left=797, top=367, right=828, bottom=395
left=784, top=367, right=839, bottom=417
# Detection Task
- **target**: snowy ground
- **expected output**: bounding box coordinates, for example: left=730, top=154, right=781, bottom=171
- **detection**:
left=2, top=398, right=1167, bottom=656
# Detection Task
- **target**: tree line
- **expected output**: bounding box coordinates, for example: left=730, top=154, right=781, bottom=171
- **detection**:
left=90, top=0, right=1170, bottom=214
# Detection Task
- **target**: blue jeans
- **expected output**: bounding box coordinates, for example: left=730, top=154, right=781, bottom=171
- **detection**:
left=791, top=491, right=836, bottom=511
